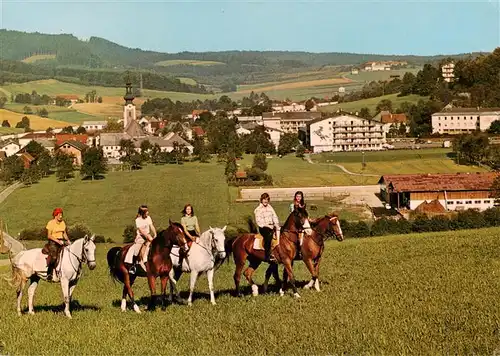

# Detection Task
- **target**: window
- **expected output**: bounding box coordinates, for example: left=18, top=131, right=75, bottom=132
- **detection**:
left=456, top=201, right=463, bottom=204
left=447, top=201, right=454, bottom=205
left=466, top=201, right=472, bottom=204
left=484, top=200, right=491, bottom=204
left=474, top=200, right=481, bottom=204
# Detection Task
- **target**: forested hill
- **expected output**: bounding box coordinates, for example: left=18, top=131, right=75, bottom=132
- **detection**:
left=0, top=29, right=484, bottom=69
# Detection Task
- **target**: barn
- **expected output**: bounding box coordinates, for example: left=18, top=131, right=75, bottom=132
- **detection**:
left=379, top=172, right=500, bottom=212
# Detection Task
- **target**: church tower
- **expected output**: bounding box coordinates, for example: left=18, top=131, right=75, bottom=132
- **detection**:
left=123, top=80, right=136, bottom=129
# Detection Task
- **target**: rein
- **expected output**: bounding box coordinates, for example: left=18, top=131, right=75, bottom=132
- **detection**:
left=61, top=238, right=94, bottom=276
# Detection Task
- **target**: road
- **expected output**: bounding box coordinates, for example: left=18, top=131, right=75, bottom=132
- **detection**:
left=0, top=182, right=24, bottom=266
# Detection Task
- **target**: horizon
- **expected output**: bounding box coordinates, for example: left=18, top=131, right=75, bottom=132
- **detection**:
left=1, top=0, right=499, bottom=56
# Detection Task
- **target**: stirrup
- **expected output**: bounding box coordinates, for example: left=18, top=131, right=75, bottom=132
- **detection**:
left=129, top=265, right=136, bottom=275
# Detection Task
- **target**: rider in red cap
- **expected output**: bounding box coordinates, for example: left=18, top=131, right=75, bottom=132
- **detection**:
left=44, top=208, right=70, bottom=281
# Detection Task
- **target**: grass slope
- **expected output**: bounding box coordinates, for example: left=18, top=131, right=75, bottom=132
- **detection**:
left=0, top=109, right=72, bottom=130
left=0, top=227, right=499, bottom=354
left=21, top=54, right=57, bottom=63
left=155, top=59, right=225, bottom=66
left=319, top=93, right=427, bottom=114
left=4, top=103, right=100, bottom=124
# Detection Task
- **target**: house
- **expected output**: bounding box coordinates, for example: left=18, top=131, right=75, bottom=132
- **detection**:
left=262, top=111, right=322, bottom=147
left=442, top=62, right=455, bottom=83
left=192, top=110, right=209, bottom=121
left=17, top=138, right=55, bottom=155
left=54, top=95, right=80, bottom=105
left=99, top=133, right=129, bottom=159
left=0, top=140, right=21, bottom=157
left=82, top=121, right=107, bottom=132
left=56, top=140, right=87, bottom=165
left=18, top=152, right=35, bottom=169
left=55, top=134, right=91, bottom=147
left=138, top=117, right=163, bottom=135
left=305, top=112, right=386, bottom=153
left=272, top=102, right=308, bottom=113
left=191, top=126, right=206, bottom=137
left=18, top=133, right=55, bottom=148
left=378, top=112, right=409, bottom=134
left=431, top=107, right=500, bottom=134
left=379, top=172, right=500, bottom=211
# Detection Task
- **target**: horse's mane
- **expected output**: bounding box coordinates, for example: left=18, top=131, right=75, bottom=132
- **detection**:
left=282, top=208, right=307, bottom=232
left=153, top=222, right=184, bottom=249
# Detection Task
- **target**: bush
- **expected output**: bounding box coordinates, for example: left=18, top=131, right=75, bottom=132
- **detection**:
left=123, top=225, right=136, bottom=243
left=94, top=235, right=105, bottom=243
left=429, top=215, right=450, bottom=231
left=350, top=221, right=371, bottom=238
left=252, top=153, right=268, bottom=171
left=67, top=223, right=92, bottom=241
left=19, top=227, right=46, bottom=240
left=483, top=207, right=500, bottom=226
left=106, top=237, right=115, bottom=243
left=450, top=209, right=486, bottom=230
left=411, top=214, right=432, bottom=233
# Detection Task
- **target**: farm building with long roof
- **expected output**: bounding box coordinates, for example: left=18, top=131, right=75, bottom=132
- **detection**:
left=379, top=172, right=500, bottom=212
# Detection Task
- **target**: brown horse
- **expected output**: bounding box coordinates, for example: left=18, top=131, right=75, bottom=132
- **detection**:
left=230, top=206, right=310, bottom=298
left=262, top=212, right=344, bottom=295
left=107, top=220, right=188, bottom=312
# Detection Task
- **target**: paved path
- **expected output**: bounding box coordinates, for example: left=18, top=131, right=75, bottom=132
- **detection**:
left=305, top=154, right=379, bottom=177
left=0, top=182, right=24, bottom=267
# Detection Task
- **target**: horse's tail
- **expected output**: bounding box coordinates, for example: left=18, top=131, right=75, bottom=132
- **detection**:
left=107, top=247, right=122, bottom=283
left=247, top=216, right=258, bottom=234
left=3, top=246, right=26, bottom=293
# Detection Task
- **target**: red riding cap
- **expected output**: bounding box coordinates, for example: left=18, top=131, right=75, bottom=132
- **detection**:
left=52, top=208, right=63, bottom=217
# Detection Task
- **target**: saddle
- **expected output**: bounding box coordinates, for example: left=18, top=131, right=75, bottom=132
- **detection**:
left=253, top=233, right=279, bottom=251
left=42, top=242, right=63, bottom=266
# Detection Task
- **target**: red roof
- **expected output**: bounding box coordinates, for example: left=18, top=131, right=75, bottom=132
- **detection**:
left=381, top=113, right=408, bottom=124
left=55, top=134, right=88, bottom=146
left=379, top=173, right=500, bottom=192
left=22, top=132, right=55, bottom=140
left=192, top=110, right=208, bottom=116
left=235, top=171, right=247, bottom=179
left=192, top=126, right=206, bottom=136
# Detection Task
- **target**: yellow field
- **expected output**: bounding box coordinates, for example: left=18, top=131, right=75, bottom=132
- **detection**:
left=155, top=59, right=225, bottom=66
left=237, top=77, right=352, bottom=94
left=0, top=109, right=70, bottom=130
left=21, top=54, right=56, bottom=63
left=178, top=77, right=198, bottom=85
left=72, top=96, right=145, bottom=118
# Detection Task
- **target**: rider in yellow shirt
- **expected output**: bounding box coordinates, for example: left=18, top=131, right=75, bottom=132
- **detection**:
left=45, top=208, right=71, bottom=281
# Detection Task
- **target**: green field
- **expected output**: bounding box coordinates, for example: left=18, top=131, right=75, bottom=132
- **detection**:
left=4, top=103, right=73, bottom=113
left=21, top=54, right=57, bottom=63
left=0, top=127, right=23, bottom=134
left=155, top=59, right=225, bottom=66
left=1, top=227, right=499, bottom=354
left=345, top=67, right=421, bottom=82
left=4, top=103, right=100, bottom=125
left=319, top=93, right=426, bottom=114
left=177, top=77, right=198, bottom=85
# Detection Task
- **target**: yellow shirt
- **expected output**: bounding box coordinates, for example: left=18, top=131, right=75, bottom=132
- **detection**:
left=46, top=219, right=66, bottom=240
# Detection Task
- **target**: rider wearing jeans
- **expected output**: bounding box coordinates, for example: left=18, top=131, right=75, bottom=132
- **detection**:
left=45, top=208, right=71, bottom=281
left=254, top=193, right=280, bottom=262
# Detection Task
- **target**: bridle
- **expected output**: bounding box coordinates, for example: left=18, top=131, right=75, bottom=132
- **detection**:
left=194, top=230, right=225, bottom=259
left=60, top=236, right=95, bottom=276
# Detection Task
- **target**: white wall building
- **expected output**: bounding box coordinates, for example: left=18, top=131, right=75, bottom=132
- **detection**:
left=0, top=141, right=20, bottom=157
left=307, top=113, right=386, bottom=153
left=82, top=121, right=107, bottom=132
left=442, top=62, right=455, bottom=83
left=431, top=108, right=500, bottom=134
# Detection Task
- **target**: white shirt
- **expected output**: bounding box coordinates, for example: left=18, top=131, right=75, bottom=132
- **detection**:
left=135, top=216, right=153, bottom=241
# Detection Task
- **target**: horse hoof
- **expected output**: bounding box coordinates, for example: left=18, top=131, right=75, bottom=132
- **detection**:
left=251, top=284, right=259, bottom=297
left=133, top=305, right=141, bottom=313
left=188, top=302, right=193, bottom=307
left=65, top=314, right=72, bottom=319
left=211, top=301, right=217, bottom=306
left=279, top=289, right=284, bottom=297
left=28, top=311, right=35, bottom=315
left=17, top=311, right=22, bottom=317
left=304, top=285, right=311, bottom=290
left=293, top=293, right=301, bottom=299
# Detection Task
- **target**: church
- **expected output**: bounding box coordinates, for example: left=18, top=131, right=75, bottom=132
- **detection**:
left=98, top=81, right=193, bottom=160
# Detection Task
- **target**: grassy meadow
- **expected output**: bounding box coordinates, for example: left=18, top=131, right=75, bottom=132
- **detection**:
left=21, top=54, right=57, bottom=63
left=1, top=227, right=500, bottom=354
left=0, top=109, right=72, bottom=130
left=319, top=93, right=426, bottom=114
left=155, top=59, right=225, bottom=66
left=4, top=103, right=100, bottom=124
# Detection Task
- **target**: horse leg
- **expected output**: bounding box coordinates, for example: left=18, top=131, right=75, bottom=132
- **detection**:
left=303, top=256, right=317, bottom=290
left=168, top=268, right=184, bottom=304
left=187, top=271, right=200, bottom=306
left=60, top=278, right=72, bottom=319
left=233, top=254, right=246, bottom=297
left=243, top=259, right=261, bottom=297
left=27, top=277, right=39, bottom=315
left=122, top=269, right=140, bottom=313
left=16, top=278, right=26, bottom=316
left=283, top=260, right=300, bottom=298
left=160, top=276, right=169, bottom=311
left=207, top=268, right=216, bottom=305
left=262, top=264, right=274, bottom=294
left=280, top=268, right=288, bottom=297
left=147, top=274, right=157, bottom=311
left=314, top=256, right=322, bottom=292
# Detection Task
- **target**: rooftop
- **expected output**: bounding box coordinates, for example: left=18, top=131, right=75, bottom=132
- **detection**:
left=379, top=173, right=500, bottom=192
left=432, top=107, right=500, bottom=115
left=262, top=111, right=322, bottom=121
left=381, top=113, right=408, bottom=124
left=57, top=140, right=87, bottom=151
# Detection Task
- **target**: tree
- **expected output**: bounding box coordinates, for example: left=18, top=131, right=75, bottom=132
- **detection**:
left=97, top=96, right=103, bottom=103
left=61, top=126, right=74, bottom=134
left=54, top=151, right=74, bottom=181
left=38, top=108, right=49, bottom=118
left=252, top=153, right=268, bottom=171
left=102, top=120, right=123, bottom=133
left=0, top=97, right=7, bottom=109
left=278, top=133, right=299, bottom=156
left=224, top=154, right=237, bottom=181
left=241, top=125, right=275, bottom=154
left=23, top=141, right=45, bottom=158
left=1, top=120, right=10, bottom=127
left=359, top=107, right=372, bottom=119
left=150, top=143, right=161, bottom=164
left=20, top=165, right=41, bottom=186
left=453, top=132, right=490, bottom=166
left=376, top=99, right=393, bottom=113
left=15, top=116, right=30, bottom=129
left=37, top=150, right=53, bottom=176
left=296, top=144, right=305, bottom=158
left=0, top=155, right=24, bottom=183
left=193, top=135, right=210, bottom=163
left=305, top=99, right=315, bottom=111
left=23, top=106, right=32, bottom=114
left=489, top=120, right=500, bottom=134
left=140, top=139, right=152, bottom=162
left=76, top=126, right=87, bottom=134
left=80, top=147, right=108, bottom=180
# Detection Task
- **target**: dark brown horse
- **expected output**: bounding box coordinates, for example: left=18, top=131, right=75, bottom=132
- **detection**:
left=230, top=206, right=310, bottom=298
left=107, top=220, right=188, bottom=312
left=262, top=212, right=344, bottom=295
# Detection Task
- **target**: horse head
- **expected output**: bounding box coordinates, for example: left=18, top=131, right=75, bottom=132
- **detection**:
left=83, top=234, right=97, bottom=270
left=209, top=225, right=227, bottom=259
left=326, top=213, right=344, bottom=241
left=169, top=220, right=189, bottom=252
left=293, top=205, right=312, bottom=235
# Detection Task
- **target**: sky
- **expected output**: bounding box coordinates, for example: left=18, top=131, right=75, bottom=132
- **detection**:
left=1, top=0, right=499, bottom=55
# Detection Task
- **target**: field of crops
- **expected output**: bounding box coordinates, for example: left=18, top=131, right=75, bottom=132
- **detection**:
left=21, top=54, right=57, bottom=63
left=344, top=67, right=421, bottom=82
left=1, top=226, right=499, bottom=354
left=0, top=109, right=71, bottom=130
left=319, top=93, right=427, bottom=114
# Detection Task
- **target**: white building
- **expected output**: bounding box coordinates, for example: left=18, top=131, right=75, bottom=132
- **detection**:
left=262, top=111, right=322, bottom=148
left=82, top=121, right=107, bottom=132
left=0, top=140, right=20, bottom=157
left=431, top=108, right=500, bottom=134
left=442, top=62, right=455, bottom=83
left=306, top=113, right=386, bottom=153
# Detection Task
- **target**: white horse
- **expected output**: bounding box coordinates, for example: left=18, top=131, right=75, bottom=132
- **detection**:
left=7, top=235, right=97, bottom=319
left=169, top=226, right=226, bottom=306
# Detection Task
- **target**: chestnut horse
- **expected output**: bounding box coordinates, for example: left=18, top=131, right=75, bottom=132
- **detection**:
left=107, top=220, right=188, bottom=312
left=231, top=206, right=311, bottom=298
left=262, top=213, right=344, bottom=295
